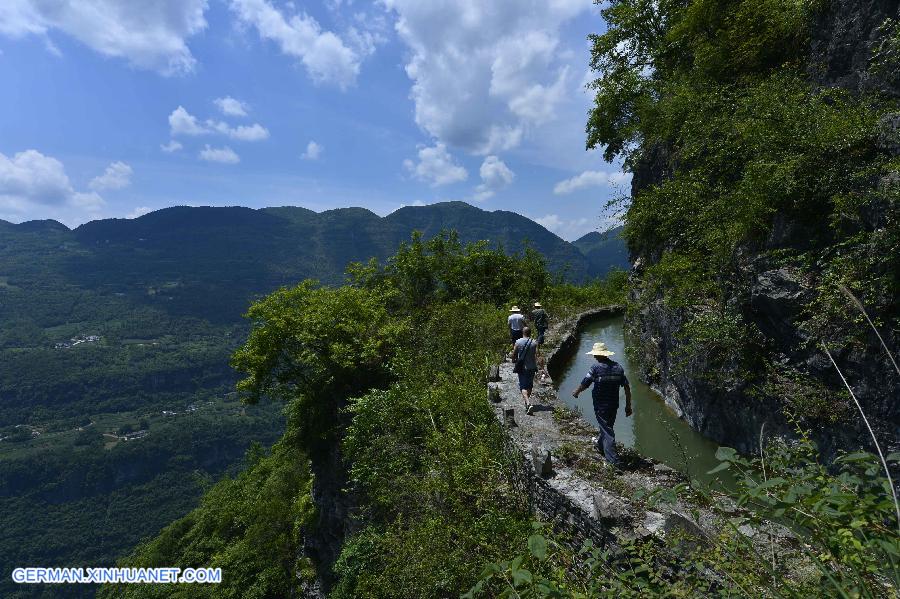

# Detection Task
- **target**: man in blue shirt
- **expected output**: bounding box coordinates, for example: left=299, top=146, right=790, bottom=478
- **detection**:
left=572, top=342, right=632, bottom=468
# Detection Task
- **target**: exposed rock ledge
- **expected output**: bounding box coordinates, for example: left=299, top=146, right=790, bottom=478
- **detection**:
left=488, top=308, right=799, bottom=561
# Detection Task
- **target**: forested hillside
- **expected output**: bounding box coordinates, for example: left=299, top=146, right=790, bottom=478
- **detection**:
left=586, top=0, right=899, bottom=455
left=572, top=226, right=628, bottom=280
left=0, top=202, right=626, bottom=597
left=98, top=233, right=630, bottom=599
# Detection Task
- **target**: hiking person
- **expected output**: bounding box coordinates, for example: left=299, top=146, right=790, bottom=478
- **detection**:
left=507, top=306, right=525, bottom=347
left=513, top=326, right=539, bottom=415
left=571, top=342, right=632, bottom=468
left=531, top=302, right=548, bottom=345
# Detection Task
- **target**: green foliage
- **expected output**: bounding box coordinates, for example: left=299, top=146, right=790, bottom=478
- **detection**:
left=348, top=230, right=554, bottom=309
left=98, top=438, right=314, bottom=599
left=587, top=0, right=899, bottom=420
left=543, top=269, right=628, bottom=312
left=330, top=242, right=554, bottom=596
left=112, top=231, right=570, bottom=597
left=673, top=308, right=766, bottom=391
left=473, top=433, right=900, bottom=597
left=0, top=200, right=622, bottom=591
left=713, top=434, right=900, bottom=596
left=0, top=397, right=283, bottom=598
left=231, top=281, right=406, bottom=453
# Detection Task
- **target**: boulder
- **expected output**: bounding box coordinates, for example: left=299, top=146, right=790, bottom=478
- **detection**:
left=653, top=463, right=676, bottom=474
left=531, top=447, right=553, bottom=477
left=750, top=267, right=810, bottom=322
left=592, top=490, right=629, bottom=521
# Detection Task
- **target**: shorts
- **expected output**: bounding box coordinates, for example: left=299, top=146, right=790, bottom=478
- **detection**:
left=518, top=368, right=536, bottom=391
left=510, top=329, right=523, bottom=342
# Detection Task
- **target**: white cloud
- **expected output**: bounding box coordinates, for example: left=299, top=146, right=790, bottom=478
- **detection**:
left=0, top=149, right=104, bottom=222
left=473, top=155, right=514, bottom=201
left=553, top=170, right=632, bottom=195
left=207, top=120, right=270, bottom=141
left=169, top=106, right=269, bottom=141
left=382, top=0, right=588, bottom=154
left=214, top=96, right=249, bottom=117
left=199, top=145, right=240, bottom=164
left=127, top=206, right=151, bottom=218
left=301, top=140, right=322, bottom=160
left=89, top=161, right=132, bottom=191
left=169, top=106, right=207, bottom=136
left=534, top=213, right=563, bottom=231
left=533, top=213, right=593, bottom=241
left=0, top=0, right=208, bottom=75
left=160, top=140, right=183, bottom=153
left=403, top=143, right=468, bottom=187
left=230, top=0, right=368, bottom=89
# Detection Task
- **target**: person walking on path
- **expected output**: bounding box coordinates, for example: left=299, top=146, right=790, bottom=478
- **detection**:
left=531, top=302, right=549, bottom=345
left=513, top=326, right=539, bottom=415
left=571, top=342, right=632, bottom=468
left=507, top=306, right=525, bottom=349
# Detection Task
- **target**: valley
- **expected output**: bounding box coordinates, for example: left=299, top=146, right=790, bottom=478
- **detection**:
left=0, top=202, right=626, bottom=596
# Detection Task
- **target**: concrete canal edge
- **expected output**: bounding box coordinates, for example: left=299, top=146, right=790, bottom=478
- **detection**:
left=487, top=306, right=798, bottom=562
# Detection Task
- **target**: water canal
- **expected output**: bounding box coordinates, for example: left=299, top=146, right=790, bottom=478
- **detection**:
left=553, top=314, right=726, bottom=485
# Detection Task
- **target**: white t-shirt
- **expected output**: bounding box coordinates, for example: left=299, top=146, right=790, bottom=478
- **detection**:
left=507, top=313, right=525, bottom=331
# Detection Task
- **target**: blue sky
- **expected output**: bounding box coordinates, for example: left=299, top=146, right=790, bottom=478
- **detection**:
left=0, top=0, right=627, bottom=241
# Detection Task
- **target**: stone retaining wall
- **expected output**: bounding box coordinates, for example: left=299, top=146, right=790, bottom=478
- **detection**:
left=489, top=306, right=786, bottom=556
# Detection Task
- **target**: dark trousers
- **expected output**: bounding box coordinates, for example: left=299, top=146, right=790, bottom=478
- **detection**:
left=593, top=403, right=619, bottom=466
left=536, top=326, right=546, bottom=344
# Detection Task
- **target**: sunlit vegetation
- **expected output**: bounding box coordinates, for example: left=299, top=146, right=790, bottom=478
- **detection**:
left=103, top=232, right=627, bottom=597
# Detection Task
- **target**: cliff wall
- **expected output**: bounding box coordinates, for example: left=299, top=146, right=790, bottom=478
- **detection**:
left=627, top=0, right=900, bottom=457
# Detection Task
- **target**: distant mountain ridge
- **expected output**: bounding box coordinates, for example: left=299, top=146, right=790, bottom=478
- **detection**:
left=3, top=201, right=627, bottom=293
left=572, top=226, right=629, bottom=279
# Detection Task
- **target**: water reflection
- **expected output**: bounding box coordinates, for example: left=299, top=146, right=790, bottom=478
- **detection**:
left=554, top=314, right=727, bottom=485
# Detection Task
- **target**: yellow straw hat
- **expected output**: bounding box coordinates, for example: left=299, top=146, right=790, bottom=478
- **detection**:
left=509, top=306, right=521, bottom=312
left=586, top=342, right=615, bottom=357
left=533, top=302, right=542, bottom=308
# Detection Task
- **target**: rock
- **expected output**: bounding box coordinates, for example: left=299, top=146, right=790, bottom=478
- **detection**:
left=660, top=382, right=683, bottom=418
left=750, top=267, right=810, bottom=322
left=738, top=524, right=756, bottom=538
left=640, top=511, right=667, bottom=537
left=592, top=491, right=629, bottom=521
left=487, top=385, right=501, bottom=403
left=653, top=463, right=676, bottom=474
left=532, top=446, right=553, bottom=477
left=487, top=364, right=501, bottom=382
left=809, top=0, right=900, bottom=96
left=662, top=511, right=706, bottom=540
left=504, top=408, right=517, bottom=428
left=876, top=113, right=900, bottom=155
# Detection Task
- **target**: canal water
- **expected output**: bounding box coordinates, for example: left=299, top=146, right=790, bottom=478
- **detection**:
left=553, top=314, right=726, bottom=485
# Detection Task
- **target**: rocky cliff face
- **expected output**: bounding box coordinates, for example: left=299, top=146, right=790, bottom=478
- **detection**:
left=627, top=1, right=900, bottom=457
left=301, top=442, right=356, bottom=597
left=809, top=0, right=900, bottom=96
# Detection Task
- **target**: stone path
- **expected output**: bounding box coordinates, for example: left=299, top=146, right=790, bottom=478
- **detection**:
left=488, top=308, right=800, bottom=557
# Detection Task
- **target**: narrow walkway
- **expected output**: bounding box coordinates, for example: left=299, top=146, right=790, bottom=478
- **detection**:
left=488, top=308, right=795, bottom=554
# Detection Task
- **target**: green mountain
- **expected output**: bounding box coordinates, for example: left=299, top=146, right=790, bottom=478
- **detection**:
left=572, top=226, right=629, bottom=278
left=0, top=201, right=625, bottom=596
